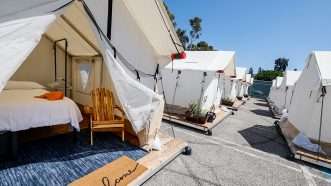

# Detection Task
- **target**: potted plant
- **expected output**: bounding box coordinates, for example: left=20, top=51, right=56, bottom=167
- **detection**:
left=185, top=102, right=207, bottom=124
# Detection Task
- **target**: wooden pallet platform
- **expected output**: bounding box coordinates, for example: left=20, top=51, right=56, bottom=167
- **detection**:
left=162, top=108, right=232, bottom=135
left=129, top=133, right=188, bottom=185
left=278, top=120, right=331, bottom=169
left=224, top=99, right=245, bottom=111
left=70, top=132, right=188, bottom=186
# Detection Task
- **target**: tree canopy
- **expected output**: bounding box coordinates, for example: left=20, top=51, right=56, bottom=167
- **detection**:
left=274, top=58, right=289, bottom=72
left=164, top=3, right=215, bottom=51
left=248, top=67, right=254, bottom=75
left=255, top=70, right=283, bottom=81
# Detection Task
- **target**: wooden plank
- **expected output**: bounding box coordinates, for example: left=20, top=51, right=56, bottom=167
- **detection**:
left=163, top=109, right=232, bottom=132
left=278, top=120, right=331, bottom=168
left=70, top=156, right=147, bottom=186
left=128, top=133, right=188, bottom=186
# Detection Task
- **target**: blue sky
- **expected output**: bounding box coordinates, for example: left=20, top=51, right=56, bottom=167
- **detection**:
left=165, top=0, right=331, bottom=72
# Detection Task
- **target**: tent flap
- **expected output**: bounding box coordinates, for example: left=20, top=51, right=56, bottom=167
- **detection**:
left=0, top=15, right=56, bottom=92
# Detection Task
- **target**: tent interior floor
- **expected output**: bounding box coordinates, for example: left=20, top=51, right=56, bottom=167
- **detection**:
left=0, top=118, right=188, bottom=185
left=278, top=120, right=331, bottom=169
left=163, top=106, right=232, bottom=135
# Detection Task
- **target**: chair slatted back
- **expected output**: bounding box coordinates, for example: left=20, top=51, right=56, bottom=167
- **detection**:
left=91, top=88, right=114, bottom=121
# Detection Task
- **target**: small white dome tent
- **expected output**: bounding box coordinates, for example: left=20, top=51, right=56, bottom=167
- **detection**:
left=161, top=51, right=236, bottom=112
left=288, top=51, right=331, bottom=144
left=0, top=0, right=183, bottom=147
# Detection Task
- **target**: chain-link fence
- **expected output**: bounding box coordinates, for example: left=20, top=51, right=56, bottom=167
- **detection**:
left=248, top=80, right=272, bottom=99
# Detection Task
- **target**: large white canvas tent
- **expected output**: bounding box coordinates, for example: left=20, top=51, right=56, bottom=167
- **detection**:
left=288, top=51, right=331, bottom=144
left=161, top=51, right=236, bottom=111
left=234, top=67, right=247, bottom=98
left=277, top=70, right=302, bottom=110
left=244, top=73, right=252, bottom=96
left=0, top=0, right=183, bottom=146
left=269, top=76, right=283, bottom=112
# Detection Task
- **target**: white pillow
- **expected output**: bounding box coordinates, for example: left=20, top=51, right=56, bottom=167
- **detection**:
left=4, top=81, right=45, bottom=90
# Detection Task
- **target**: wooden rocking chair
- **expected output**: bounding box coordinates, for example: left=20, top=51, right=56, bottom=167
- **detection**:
left=85, top=88, right=125, bottom=145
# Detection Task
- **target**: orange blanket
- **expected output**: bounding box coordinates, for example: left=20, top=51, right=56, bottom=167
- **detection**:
left=35, top=91, right=64, bottom=101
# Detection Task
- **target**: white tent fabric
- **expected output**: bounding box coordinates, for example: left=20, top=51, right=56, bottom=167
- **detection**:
left=161, top=51, right=235, bottom=111
left=270, top=76, right=284, bottom=111
left=166, top=51, right=236, bottom=75
left=268, top=79, right=277, bottom=101
left=0, top=1, right=170, bottom=144
left=223, top=77, right=239, bottom=102
left=0, top=15, right=56, bottom=91
left=271, top=72, right=301, bottom=112
left=288, top=51, right=331, bottom=143
left=280, top=71, right=302, bottom=110
left=244, top=74, right=252, bottom=95
left=234, top=67, right=247, bottom=98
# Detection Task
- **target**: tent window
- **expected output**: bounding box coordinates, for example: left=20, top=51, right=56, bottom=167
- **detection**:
left=77, top=62, right=93, bottom=94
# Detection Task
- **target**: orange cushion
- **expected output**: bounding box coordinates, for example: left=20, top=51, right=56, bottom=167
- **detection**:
left=35, top=91, right=64, bottom=101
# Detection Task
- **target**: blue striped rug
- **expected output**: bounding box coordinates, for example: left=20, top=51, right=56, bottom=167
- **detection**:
left=0, top=132, right=147, bottom=186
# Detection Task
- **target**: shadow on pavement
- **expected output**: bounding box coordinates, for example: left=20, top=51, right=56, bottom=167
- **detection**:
left=250, top=109, right=273, bottom=118
left=254, top=102, right=269, bottom=107
left=239, top=125, right=291, bottom=158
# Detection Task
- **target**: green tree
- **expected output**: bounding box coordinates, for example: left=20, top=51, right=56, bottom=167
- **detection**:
left=274, top=58, right=289, bottom=72
left=187, top=17, right=202, bottom=50
left=176, top=28, right=189, bottom=50
left=255, top=70, right=283, bottom=81
left=190, top=41, right=214, bottom=51
left=163, top=3, right=176, bottom=28
left=258, top=67, right=263, bottom=73
left=248, top=67, right=254, bottom=75
left=163, top=3, right=215, bottom=51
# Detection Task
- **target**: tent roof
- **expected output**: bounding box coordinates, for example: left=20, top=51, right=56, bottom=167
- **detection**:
left=234, top=67, right=247, bottom=81
left=165, top=50, right=235, bottom=73
left=122, top=0, right=183, bottom=58
left=284, top=70, right=301, bottom=86
left=311, top=51, right=331, bottom=86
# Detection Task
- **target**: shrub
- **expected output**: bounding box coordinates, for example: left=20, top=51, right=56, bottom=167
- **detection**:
left=255, top=70, right=283, bottom=81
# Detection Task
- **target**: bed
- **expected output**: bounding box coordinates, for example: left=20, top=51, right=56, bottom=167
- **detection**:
left=0, top=81, right=83, bottom=132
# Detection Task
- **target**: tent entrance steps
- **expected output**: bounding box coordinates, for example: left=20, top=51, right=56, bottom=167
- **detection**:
left=162, top=108, right=232, bottom=135
left=277, top=120, right=331, bottom=169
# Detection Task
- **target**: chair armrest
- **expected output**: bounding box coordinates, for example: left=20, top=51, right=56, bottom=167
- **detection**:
left=84, top=105, right=93, bottom=115
left=114, top=106, right=125, bottom=120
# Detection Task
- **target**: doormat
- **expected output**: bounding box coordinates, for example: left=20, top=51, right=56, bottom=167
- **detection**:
left=70, top=156, right=147, bottom=186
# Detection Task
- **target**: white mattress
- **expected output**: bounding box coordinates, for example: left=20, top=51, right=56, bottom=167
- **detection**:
left=0, top=89, right=82, bottom=132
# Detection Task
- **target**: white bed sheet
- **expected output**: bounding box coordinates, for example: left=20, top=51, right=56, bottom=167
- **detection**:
left=0, top=89, right=83, bottom=132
